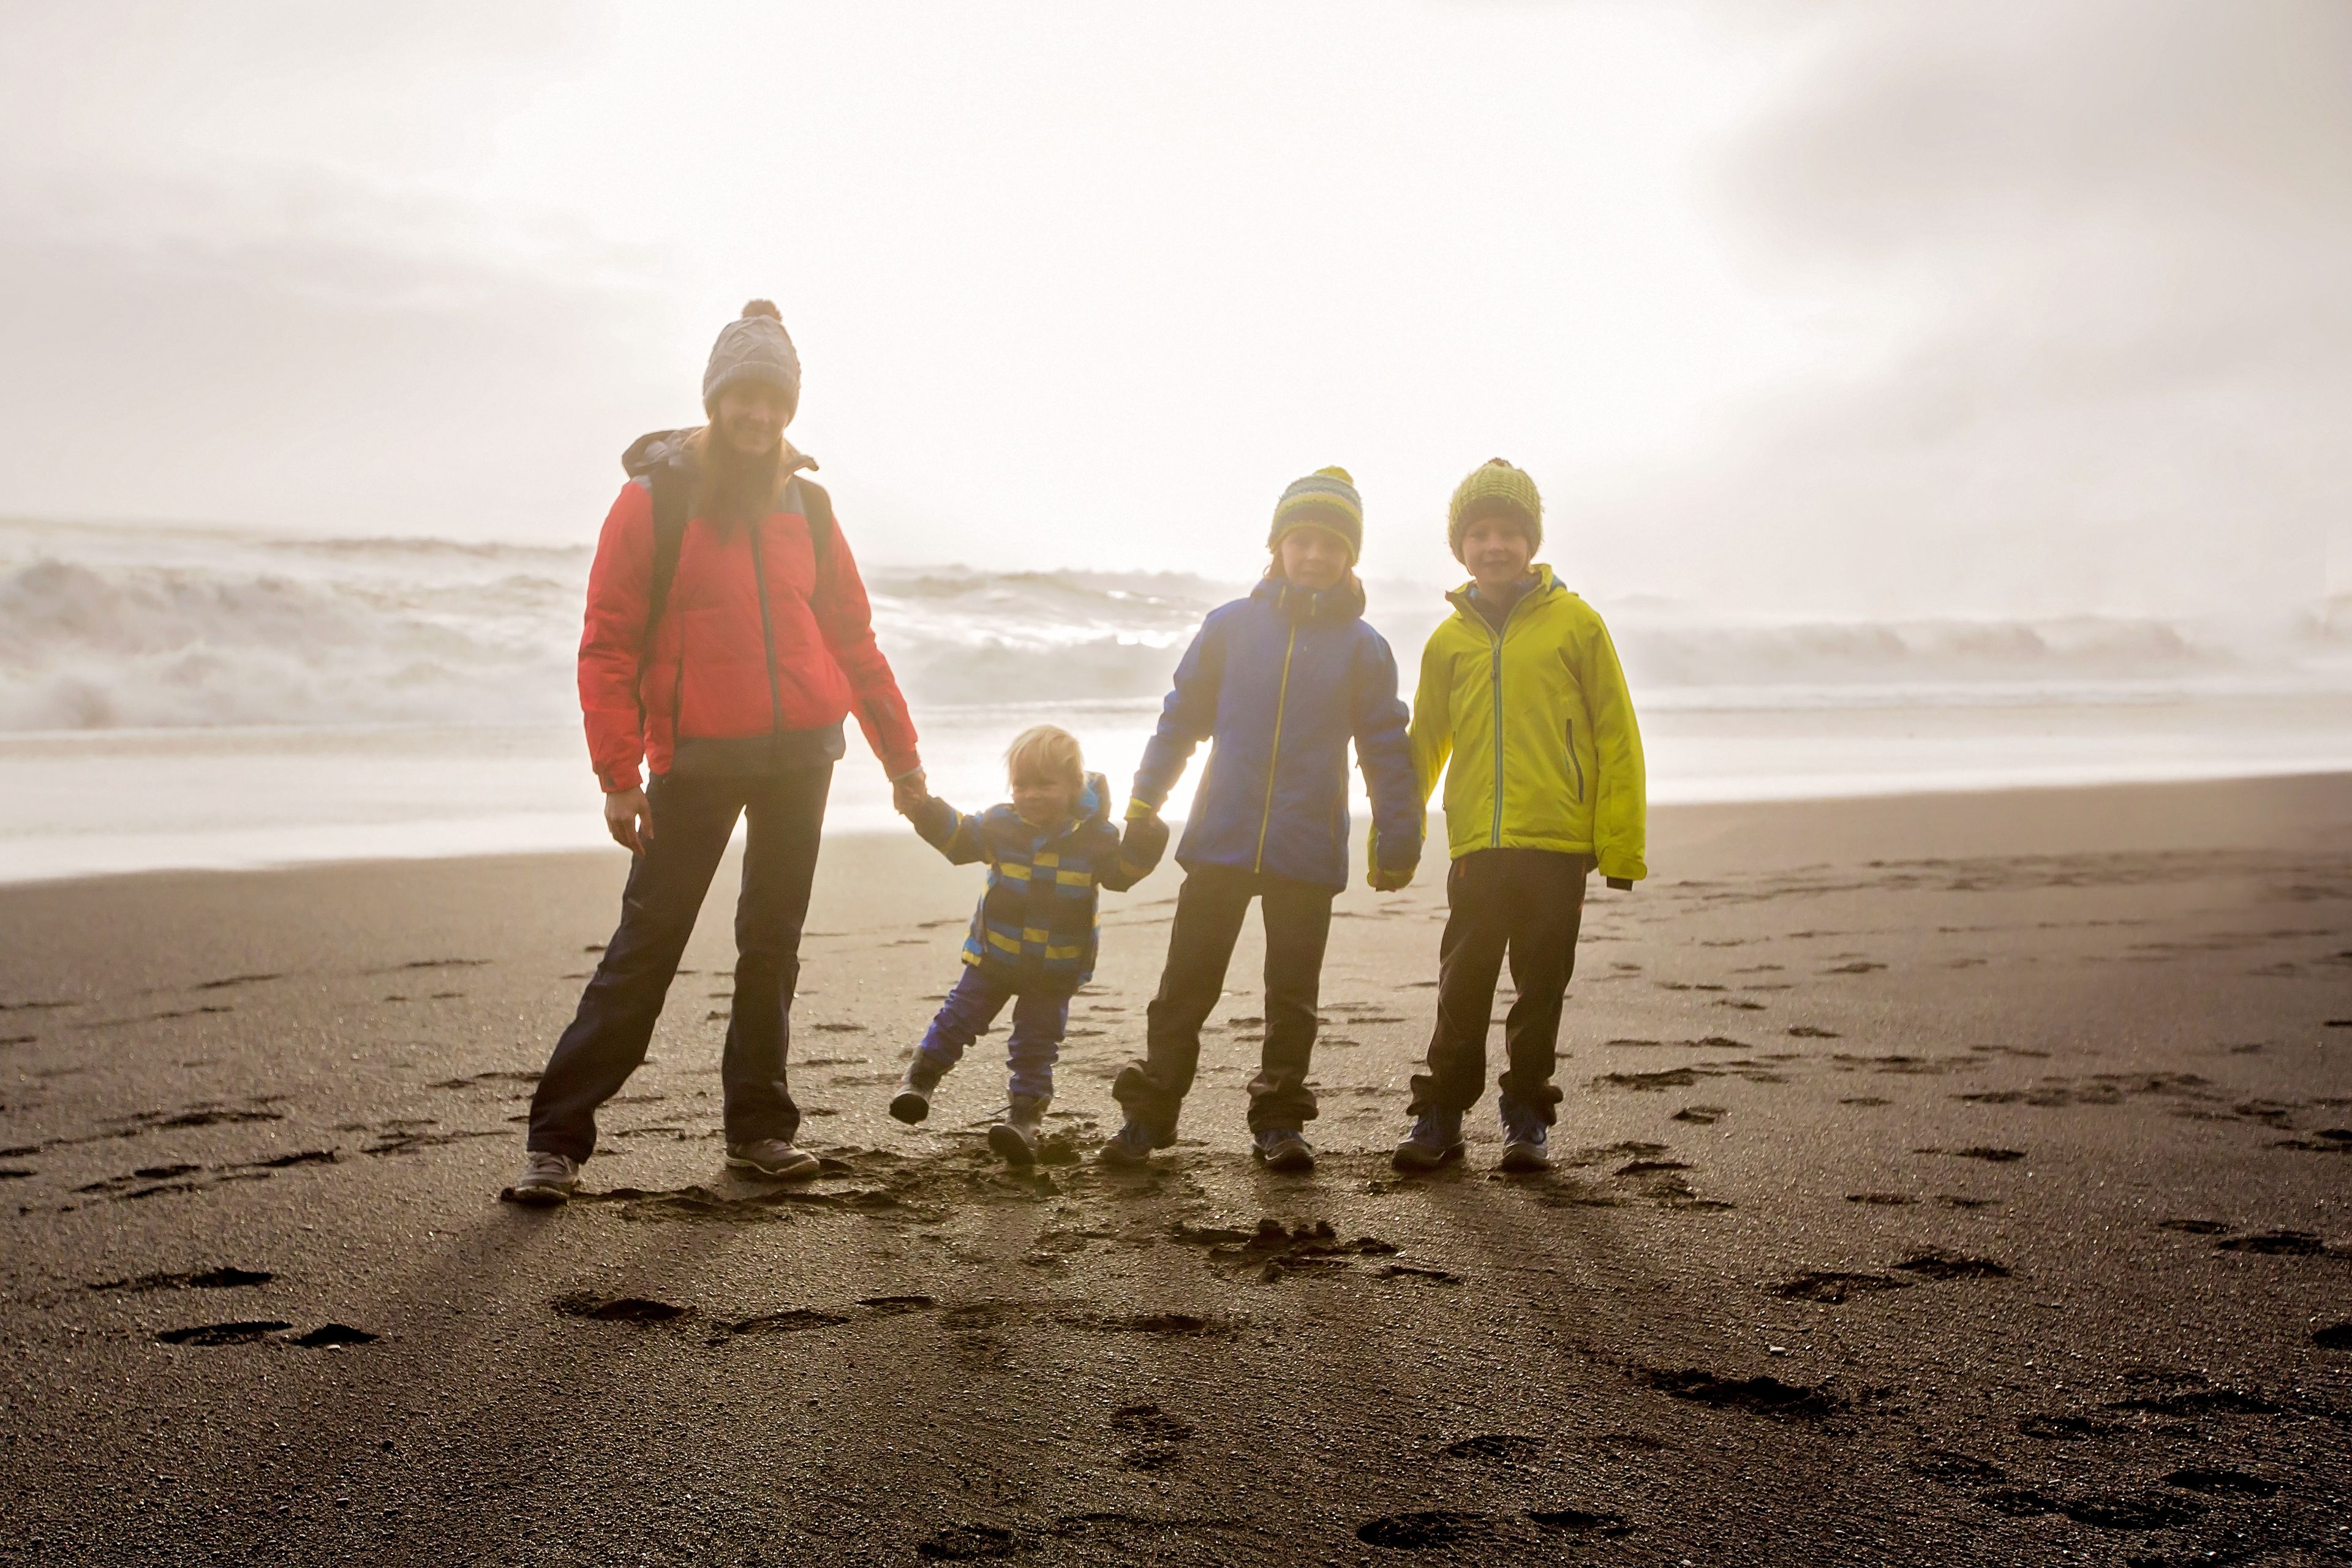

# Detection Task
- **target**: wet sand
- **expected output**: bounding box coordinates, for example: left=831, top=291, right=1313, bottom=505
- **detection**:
left=2, top=774, right=2348, bottom=1566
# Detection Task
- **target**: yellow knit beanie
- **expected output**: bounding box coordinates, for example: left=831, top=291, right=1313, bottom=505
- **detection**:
left=1447, top=458, right=1542, bottom=561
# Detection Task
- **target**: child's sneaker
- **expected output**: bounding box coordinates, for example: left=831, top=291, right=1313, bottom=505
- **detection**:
left=1251, top=1126, right=1315, bottom=1173
left=1392, top=1109, right=1466, bottom=1172
left=1496, top=1096, right=1550, bottom=1173
left=889, top=1056, right=944, bottom=1125
left=1097, top=1118, right=1164, bottom=1168
left=987, top=1096, right=1048, bottom=1167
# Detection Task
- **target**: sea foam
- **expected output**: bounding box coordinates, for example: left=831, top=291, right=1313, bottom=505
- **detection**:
left=1, top=518, right=2343, bottom=732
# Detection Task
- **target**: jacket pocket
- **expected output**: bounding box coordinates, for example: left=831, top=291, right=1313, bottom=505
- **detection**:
left=1566, top=717, right=1586, bottom=804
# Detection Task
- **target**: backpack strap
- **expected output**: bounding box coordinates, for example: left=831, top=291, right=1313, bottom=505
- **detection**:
left=791, top=475, right=837, bottom=594
left=641, top=463, right=694, bottom=654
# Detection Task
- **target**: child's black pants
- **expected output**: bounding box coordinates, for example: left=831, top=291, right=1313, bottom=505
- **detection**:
left=1114, top=864, right=1333, bottom=1133
left=1409, top=847, right=1592, bottom=1123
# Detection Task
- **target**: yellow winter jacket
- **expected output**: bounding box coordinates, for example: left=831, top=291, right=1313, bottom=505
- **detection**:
left=1408, top=567, right=1648, bottom=881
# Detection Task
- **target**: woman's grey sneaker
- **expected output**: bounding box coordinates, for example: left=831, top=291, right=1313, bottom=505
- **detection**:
left=507, top=1150, right=581, bottom=1206
left=726, top=1139, right=820, bottom=1180
left=889, top=1058, right=943, bottom=1125
left=986, top=1095, right=1048, bottom=1167
left=1392, top=1110, right=1467, bottom=1172
left=1252, top=1126, right=1316, bottom=1173
left=1496, top=1095, right=1550, bottom=1172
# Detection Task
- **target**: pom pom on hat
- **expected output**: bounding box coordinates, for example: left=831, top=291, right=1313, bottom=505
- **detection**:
left=741, top=299, right=781, bottom=321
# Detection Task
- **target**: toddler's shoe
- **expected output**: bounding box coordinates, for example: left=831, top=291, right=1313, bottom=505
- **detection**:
left=1251, top=1126, right=1316, bottom=1173
left=987, top=1095, right=1048, bottom=1167
left=1496, top=1095, right=1550, bottom=1173
left=889, top=1055, right=944, bottom=1125
left=726, top=1139, right=820, bottom=1181
left=1391, top=1109, right=1466, bottom=1172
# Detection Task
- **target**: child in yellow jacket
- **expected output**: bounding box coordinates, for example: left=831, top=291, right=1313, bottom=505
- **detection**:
left=1392, top=459, right=1647, bottom=1174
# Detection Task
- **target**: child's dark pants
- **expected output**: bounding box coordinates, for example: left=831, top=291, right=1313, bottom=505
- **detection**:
left=1409, top=848, right=1593, bottom=1124
left=529, top=766, right=829, bottom=1162
left=914, top=967, right=1069, bottom=1105
left=1114, top=864, right=1334, bottom=1133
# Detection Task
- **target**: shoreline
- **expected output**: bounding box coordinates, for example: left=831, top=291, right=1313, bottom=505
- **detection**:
left=8, top=758, right=2352, bottom=891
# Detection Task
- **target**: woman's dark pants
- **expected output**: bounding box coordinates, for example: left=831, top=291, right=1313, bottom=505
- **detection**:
left=528, top=766, right=830, bottom=1163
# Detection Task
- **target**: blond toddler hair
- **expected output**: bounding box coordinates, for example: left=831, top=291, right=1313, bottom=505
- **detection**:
left=1005, top=725, right=1084, bottom=789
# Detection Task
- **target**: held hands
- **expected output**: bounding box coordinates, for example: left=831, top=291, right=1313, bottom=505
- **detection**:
left=603, top=786, right=654, bottom=855
left=1365, top=821, right=1415, bottom=892
left=1119, top=810, right=1170, bottom=878
left=891, top=768, right=930, bottom=817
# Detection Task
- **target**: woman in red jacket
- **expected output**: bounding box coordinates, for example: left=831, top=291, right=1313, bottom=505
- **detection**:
left=509, top=301, right=924, bottom=1204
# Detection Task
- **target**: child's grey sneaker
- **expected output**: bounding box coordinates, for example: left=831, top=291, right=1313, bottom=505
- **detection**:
left=726, top=1139, right=820, bottom=1181
left=889, top=1057, right=944, bottom=1125
left=1252, top=1126, right=1316, bottom=1173
left=1497, top=1096, right=1550, bottom=1173
left=1097, top=1119, right=1161, bottom=1168
left=1392, top=1110, right=1466, bottom=1172
left=987, top=1096, right=1048, bottom=1167
left=506, top=1150, right=581, bottom=1205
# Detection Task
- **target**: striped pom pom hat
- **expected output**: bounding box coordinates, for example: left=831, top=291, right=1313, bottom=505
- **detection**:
left=1268, top=467, right=1364, bottom=563
left=1447, top=458, right=1542, bottom=561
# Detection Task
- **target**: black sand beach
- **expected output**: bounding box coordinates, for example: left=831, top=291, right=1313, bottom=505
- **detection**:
left=3, top=774, right=2348, bottom=1566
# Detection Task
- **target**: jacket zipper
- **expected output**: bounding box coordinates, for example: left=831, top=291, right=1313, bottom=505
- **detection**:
left=1487, top=624, right=1505, bottom=847
left=1566, top=717, right=1585, bottom=803
left=745, top=520, right=786, bottom=736
left=1254, top=600, right=1300, bottom=873
left=1482, top=579, right=1543, bottom=847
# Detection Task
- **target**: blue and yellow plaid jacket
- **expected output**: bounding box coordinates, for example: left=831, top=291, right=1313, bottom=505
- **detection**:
left=911, top=772, right=1163, bottom=993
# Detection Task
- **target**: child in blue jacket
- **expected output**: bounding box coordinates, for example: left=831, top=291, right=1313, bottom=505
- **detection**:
left=894, top=726, right=1165, bottom=1164
left=1104, top=467, right=1422, bottom=1172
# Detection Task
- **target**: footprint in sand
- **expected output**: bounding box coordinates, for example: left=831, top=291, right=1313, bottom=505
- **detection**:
left=89, top=1266, right=272, bottom=1293
left=552, top=1292, right=691, bottom=1324
left=1634, top=1366, right=1843, bottom=1419
left=1110, top=1402, right=1194, bottom=1471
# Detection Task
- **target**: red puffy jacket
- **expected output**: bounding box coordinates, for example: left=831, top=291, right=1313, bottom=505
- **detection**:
left=578, top=430, right=921, bottom=792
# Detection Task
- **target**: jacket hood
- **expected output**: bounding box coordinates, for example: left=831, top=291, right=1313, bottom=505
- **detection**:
left=1446, top=563, right=1558, bottom=618
left=1077, top=770, right=1111, bottom=828
left=621, top=426, right=818, bottom=485
left=1251, top=571, right=1367, bottom=624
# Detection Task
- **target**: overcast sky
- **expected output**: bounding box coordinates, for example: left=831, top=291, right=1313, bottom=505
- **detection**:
left=0, top=0, right=2342, bottom=617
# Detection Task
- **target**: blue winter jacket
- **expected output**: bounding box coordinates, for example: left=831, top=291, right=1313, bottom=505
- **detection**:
left=1131, top=575, right=1422, bottom=891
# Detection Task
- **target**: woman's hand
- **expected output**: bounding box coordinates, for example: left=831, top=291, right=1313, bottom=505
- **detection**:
left=604, top=786, right=654, bottom=854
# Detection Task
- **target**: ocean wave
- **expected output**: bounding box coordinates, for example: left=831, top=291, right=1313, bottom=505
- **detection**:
left=1, top=519, right=2343, bottom=731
